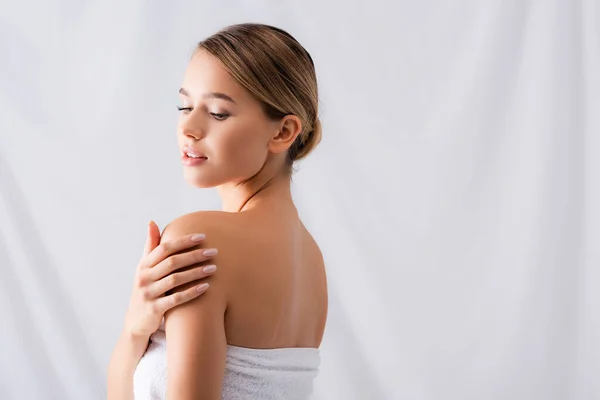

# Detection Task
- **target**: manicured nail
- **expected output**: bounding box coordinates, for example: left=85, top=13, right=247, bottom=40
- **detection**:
left=191, top=234, right=206, bottom=242
left=196, top=283, right=209, bottom=292
left=203, top=248, right=218, bottom=257
left=203, top=265, right=217, bottom=273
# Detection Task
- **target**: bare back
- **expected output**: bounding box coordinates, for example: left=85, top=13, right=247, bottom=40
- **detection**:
left=191, top=207, right=328, bottom=349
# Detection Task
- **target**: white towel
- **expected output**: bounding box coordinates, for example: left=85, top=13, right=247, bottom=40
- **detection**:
left=133, top=324, right=320, bottom=400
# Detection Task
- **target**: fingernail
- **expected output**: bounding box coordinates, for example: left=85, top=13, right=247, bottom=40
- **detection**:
left=191, top=234, right=206, bottom=242
left=196, top=283, right=209, bottom=292
left=203, top=265, right=217, bottom=273
left=203, top=248, right=218, bottom=257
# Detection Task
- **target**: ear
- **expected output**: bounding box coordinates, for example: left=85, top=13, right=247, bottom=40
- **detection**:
left=268, top=115, right=303, bottom=155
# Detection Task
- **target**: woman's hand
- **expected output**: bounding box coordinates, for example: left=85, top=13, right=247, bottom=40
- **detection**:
left=123, top=221, right=218, bottom=339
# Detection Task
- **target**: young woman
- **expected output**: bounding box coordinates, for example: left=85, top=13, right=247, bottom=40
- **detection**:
left=107, top=23, right=328, bottom=399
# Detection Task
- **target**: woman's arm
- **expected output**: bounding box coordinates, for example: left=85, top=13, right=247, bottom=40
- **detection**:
left=107, top=221, right=217, bottom=399
left=106, top=331, right=149, bottom=400
left=161, top=214, right=229, bottom=400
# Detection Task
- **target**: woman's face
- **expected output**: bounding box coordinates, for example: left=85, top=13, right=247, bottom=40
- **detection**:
left=177, top=50, right=278, bottom=188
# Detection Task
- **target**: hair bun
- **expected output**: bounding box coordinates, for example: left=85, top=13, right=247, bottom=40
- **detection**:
left=295, top=118, right=322, bottom=162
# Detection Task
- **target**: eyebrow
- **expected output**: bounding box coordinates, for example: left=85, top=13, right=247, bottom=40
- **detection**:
left=178, top=88, right=236, bottom=104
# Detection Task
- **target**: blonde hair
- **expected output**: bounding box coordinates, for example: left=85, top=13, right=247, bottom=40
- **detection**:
left=195, top=23, right=321, bottom=172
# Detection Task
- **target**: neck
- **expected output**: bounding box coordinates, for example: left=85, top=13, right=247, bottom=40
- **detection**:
left=217, top=158, right=294, bottom=213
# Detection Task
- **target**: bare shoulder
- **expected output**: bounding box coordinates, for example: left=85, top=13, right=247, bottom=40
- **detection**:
left=161, top=209, right=324, bottom=276
left=160, top=210, right=255, bottom=271
left=162, top=210, right=241, bottom=236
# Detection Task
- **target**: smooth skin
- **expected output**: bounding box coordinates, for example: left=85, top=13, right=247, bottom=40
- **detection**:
left=162, top=206, right=327, bottom=399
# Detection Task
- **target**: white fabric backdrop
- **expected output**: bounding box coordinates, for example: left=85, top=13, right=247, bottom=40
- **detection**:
left=1, top=0, right=598, bottom=399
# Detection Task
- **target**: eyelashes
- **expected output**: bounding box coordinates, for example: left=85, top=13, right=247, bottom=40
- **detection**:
left=211, top=113, right=229, bottom=121
left=176, top=106, right=229, bottom=121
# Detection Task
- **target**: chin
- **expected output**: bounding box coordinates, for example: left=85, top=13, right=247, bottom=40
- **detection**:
left=184, top=177, right=216, bottom=189
left=183, top=170, right=221, bottom=188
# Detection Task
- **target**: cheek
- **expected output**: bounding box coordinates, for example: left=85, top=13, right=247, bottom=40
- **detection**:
left=217, top=123, right=268, bottom=164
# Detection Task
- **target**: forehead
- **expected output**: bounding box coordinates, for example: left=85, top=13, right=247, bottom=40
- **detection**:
left=181, top=50, right=244, bottom=99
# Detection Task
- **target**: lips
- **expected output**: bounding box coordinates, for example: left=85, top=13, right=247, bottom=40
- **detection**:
left=181, top=145, right=207, bottom=159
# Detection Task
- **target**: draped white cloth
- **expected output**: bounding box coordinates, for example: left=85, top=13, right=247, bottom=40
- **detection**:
left=1, top=1, right=598, bottom=399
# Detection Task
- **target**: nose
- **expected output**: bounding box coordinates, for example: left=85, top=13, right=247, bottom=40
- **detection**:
left=181, top=124, right=202, bottom=141
left=179, top=113, right=205, bottom=140
left=182, top=128, right=201, bottom=141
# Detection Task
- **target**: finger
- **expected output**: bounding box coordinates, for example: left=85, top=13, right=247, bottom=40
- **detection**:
left=155, top=283, right=210, bottom=313
left=143, top=222, right=151, bottom=255
left=146, top=264, right=216, bottom=298
left=148, top=221, right=161, bottom=254
left=143, top=221, right=160, bottom=256
left=149, top=247, right=218, bottom=281
left=140, top=232, right=208, bottom=270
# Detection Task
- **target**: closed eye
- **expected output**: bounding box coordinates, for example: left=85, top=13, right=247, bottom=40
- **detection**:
left=176, top=107, right=229, bottom=121
left=211, top=113, right=229, bottom=121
